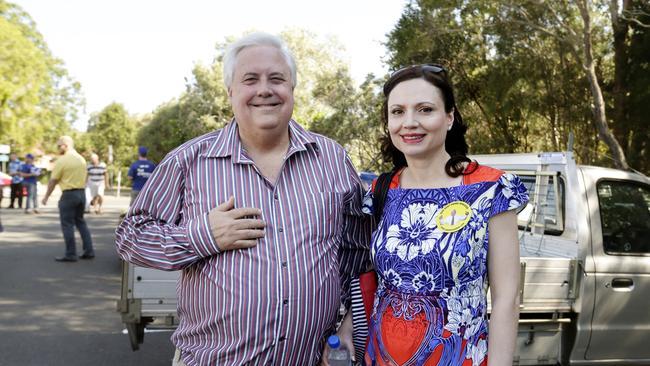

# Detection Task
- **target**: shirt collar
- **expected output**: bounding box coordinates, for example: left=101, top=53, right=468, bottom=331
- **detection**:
left=204, top=119, right=317, bottom=161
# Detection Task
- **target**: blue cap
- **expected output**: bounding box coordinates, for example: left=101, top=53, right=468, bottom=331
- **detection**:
left=327, top=335, right=341, bottom=349
left=25, top=153, right=34, bottom=159
left=138, top=146, right=148, bottom=156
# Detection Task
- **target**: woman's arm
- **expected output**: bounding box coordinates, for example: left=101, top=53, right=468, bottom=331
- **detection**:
left=487, top=210, right=520, bottom=366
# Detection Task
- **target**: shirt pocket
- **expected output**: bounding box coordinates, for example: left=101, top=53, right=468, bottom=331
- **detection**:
left=298, top=191, right=343, bottom=243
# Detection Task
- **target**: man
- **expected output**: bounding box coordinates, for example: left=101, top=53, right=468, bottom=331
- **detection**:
left=115, top=32, right=371, bottom=366
left=20, top=153, right=41, bottom=214
left=127, top=146, right=155, bottom=204
left=86, top=153, right=109, bottom=214
left=7, top=153, right=24, bottom=209
left=42, top=136, right=94, bottom=262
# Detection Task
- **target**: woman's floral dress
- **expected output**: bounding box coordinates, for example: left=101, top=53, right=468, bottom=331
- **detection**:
left=361, top=165, right=528, bottom=366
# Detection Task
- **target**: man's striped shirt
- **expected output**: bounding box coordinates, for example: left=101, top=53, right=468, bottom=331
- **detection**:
left=115, top=120, right=372, bottom=366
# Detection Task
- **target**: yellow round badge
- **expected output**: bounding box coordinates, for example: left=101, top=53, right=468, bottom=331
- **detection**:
left=436, top=201, right=472, bottom=233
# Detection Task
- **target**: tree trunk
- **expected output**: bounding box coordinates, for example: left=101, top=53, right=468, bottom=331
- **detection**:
left=610, top=0, right=631, bottom=151
left=578, top=0, right=630, bottom=170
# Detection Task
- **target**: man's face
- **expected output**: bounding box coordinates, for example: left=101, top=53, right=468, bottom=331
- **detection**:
left=9, top=153, right=16, bottom=161
left=228, top=45, right=294, bottom=132
left=57, top=140, right=67, bottom=155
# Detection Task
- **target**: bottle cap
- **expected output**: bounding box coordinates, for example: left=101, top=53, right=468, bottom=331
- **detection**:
left=327, top=335, right=340, bottom=349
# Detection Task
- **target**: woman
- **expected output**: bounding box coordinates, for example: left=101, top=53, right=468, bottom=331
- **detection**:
left=325, top=64, right=528, bottom=366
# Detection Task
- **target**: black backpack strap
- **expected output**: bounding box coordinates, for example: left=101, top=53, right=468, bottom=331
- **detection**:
left=372, top=170, right=397, bottom=222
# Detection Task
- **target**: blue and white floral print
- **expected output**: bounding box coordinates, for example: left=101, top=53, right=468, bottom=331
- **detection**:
left=386, top=202, right=443, bottom=261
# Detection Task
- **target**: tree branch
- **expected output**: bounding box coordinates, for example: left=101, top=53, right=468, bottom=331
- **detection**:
left=621, top=14, right=650, bottom=28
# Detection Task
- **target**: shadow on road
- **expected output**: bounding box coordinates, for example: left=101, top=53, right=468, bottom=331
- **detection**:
left=0, top=194, right=174, bottom=365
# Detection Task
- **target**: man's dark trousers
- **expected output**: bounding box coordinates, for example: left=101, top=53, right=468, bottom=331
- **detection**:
left=58, top=189, right=94, bottom=258
left=9, top=182, right=23, bottom=208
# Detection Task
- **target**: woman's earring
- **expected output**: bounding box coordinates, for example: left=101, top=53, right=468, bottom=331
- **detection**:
left=447, top=125, right=452, bottom=131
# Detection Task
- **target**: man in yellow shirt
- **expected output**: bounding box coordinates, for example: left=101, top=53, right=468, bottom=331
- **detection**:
left=42, top=136, right=94, bottom=262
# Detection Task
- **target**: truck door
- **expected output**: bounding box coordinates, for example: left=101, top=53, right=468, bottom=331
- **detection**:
left=585, top=175, right=650, bottom=361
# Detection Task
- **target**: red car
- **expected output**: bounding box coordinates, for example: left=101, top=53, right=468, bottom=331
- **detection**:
left=0, top=171, right=11, bottom=186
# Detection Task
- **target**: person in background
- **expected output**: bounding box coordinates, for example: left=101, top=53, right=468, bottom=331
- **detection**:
left=86, top=153, right=109, bottom=214
left=20, top=153, right=41, bottom=214
left=7, top=153, right=24, bottom=209
left=42, top=136, right=94, bottom=262
left=115, top=32, right=372, bottom=366
left=326, top=64, right=528, bottom=366
left=127, top=146, right=155, bottom=204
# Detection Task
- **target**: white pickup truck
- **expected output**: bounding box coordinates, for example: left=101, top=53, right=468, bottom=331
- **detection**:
left=118, top=151, right=650, bottom=365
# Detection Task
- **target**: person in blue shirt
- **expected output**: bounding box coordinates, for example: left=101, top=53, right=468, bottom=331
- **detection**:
left=7, top=153, right=24, bottom=209
left=20, top=153, right=41, bottom=214
left=127, top=146, right=156, bottom=204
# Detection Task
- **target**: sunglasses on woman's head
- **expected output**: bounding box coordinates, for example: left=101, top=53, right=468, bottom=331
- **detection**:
left=390, top=63, right=446, bottom=79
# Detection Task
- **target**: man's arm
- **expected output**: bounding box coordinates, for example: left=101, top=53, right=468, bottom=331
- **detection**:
left=115, top=156, right=221, bottom=271
left=127, top=164, right=135, bottom=182
left=338, top=154, right=374, bottom=309
left=104, top=169, right=110, bottom=188
left=41, top=178, right=59, bottom=205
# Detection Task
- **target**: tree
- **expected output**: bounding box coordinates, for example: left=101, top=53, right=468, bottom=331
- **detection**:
left=384, top=0, right=649, bottom=173
left=136, top=60, right=232, bottom=163
left=508, top=0, right=630, bottom=170
left=610, top=0, right=650, bottom=173
left=310, top=73, right=387, bottom=172
left=87, top=103, right=136, bottom=168
left=0, top=1, right=83, bottom=152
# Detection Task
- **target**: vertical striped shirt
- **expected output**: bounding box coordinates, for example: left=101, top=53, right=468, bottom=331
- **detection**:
left=115, top=120, right=372, bottom=366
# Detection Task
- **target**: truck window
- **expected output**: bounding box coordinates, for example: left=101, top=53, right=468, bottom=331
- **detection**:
left=516, top=173, right=564, bottom=235
left=598, top=180, right=650, bottom=255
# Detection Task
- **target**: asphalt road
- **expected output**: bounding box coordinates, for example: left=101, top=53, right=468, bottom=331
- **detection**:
left=0, top=191, right=174, bottom=366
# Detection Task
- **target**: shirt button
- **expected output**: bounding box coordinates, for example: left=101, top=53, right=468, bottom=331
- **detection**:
left=273, top=193, right=279, bottom=200
left=283, top=299, right=288, bottom=305
left=279, top=336, right=286, bottom=342
left=278, top=228, right=284, bottom=233
left=281, top=262, right=287, bottom=268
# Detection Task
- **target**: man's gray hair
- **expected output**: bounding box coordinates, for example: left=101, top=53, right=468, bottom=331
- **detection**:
left=223, top=32, right=297, bottom=90
left=59, top=135, right=74, bottom=149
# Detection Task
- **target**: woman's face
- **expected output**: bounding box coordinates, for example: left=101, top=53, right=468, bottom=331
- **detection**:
left=387, top=78, right=454, bottom=161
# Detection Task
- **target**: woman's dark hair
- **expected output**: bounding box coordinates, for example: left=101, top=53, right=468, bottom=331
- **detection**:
left=380, top=64, right=473, bottom=177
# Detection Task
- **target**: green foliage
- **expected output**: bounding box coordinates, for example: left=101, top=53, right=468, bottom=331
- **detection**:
left=310, top=73, right=387, bottom=172
left=383, top=0, right=649, bottom=174
left=0, top=1, right=83, bottom=153
left=136, top=61, right=231, bottom=163
left=86, top=103, right=136, bottom=168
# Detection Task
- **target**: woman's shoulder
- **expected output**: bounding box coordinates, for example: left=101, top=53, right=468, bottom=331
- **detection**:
left=369, top=169, right=402, bottom=193
left=463, top=163, right=505, bottom=185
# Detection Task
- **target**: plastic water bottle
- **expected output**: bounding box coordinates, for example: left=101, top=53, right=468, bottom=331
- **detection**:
left=327, top=335, right=352, bottom=366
